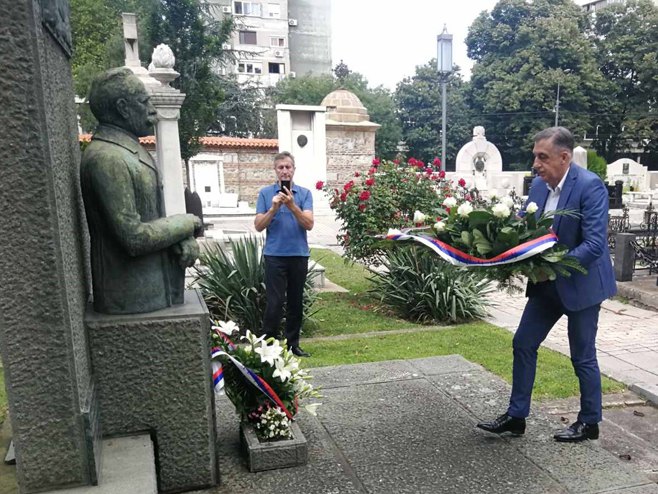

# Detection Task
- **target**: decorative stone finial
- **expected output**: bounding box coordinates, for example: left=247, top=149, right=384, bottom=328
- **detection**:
left=148, top=44, right=180, bottom=86
left=151, top=44, right=176, bottom=69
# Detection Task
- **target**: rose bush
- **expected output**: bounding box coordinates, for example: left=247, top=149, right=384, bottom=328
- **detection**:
left=317, top=157, right=483, bottom=265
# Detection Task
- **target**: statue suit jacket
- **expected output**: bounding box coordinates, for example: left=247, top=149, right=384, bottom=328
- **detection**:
left=81, top=125, right=192, bottom=314
left=526, top=164, right=617, bottom=311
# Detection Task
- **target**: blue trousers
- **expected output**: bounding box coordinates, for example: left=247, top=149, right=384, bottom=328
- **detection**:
left=261, top=255, right=308, bottom=347
left=508, top=282, right=602, bottom=424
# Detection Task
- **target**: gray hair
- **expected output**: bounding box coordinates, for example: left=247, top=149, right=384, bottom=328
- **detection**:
left=274, top=151, right=295, bottom=167
left=533, top=127, right=574, bottom=152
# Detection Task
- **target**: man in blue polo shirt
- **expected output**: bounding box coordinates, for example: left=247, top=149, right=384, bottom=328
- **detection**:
left=255, top=151, right=314, bottom=357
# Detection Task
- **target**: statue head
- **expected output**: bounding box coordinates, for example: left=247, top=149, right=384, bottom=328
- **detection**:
left=88, top=67, right=157, bottom=137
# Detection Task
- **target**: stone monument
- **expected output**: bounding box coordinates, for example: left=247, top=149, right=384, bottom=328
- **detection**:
left=0, top=0, right=101, bottom=490
left=81, top=68, right=219, bottom=492
left=80, top=67, right=200, bottom=315
left=455, top=126, right=503, bottom=192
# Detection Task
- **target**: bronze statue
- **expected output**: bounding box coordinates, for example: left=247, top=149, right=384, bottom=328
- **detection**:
left=81, top=67, right=201, bottom=314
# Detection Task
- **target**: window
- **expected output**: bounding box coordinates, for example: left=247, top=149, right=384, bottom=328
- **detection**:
left=268, top=62, right=285, bottom=74
left=238, top=62, right=262, bottom=74
left=239, top=30, right=257, bottom=44
left=266, top=3, right=280, bottom=17
left=205, top=186, right=211, bottom=192
left=234, top=1, right=261, bottom=16
left=270, top=37, right=285, bottom=47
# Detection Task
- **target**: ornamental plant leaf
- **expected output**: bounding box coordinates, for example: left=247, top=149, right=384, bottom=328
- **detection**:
left=496, top=226, right=519, bottom=249
left=472, top=229, right=492, bottom=256
left=460, top=230, right=473, bottom=248
left=468, top=210, right=494, bottom=229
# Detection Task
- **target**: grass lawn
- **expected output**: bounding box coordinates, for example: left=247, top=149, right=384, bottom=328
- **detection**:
left=307, top=247, right=625, bottom=401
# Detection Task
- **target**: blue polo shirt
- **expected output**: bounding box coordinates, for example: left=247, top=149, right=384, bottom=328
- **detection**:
left=256, top=183, right=313, bottom=256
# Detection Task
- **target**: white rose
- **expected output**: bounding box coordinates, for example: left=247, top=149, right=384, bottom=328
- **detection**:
left=492, top=203, right=511, bottom=218
left=526, top=202, right=538, bottom=214
left=501, top=196, right=515, bottom=208
left=413, top=211, right=427, bottom=224
left=443, top=197, right=457, bottom=208
left=457, top=202, right=473, bottom=217
left=433, top=221, right=446, bottom=233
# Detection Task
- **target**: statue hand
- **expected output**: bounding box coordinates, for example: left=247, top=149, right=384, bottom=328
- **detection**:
left=173, top=237, right=200, bottom=268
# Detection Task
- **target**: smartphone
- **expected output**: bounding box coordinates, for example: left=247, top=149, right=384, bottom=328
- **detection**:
left=280, top=180, right=291, bottom=193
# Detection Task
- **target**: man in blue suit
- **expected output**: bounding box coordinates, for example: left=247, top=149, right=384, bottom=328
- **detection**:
left=477, top=127, right=617, bottom=442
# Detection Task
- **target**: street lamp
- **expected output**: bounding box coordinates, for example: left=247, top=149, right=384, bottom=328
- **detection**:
left=437, top=25, right=453, bottom=171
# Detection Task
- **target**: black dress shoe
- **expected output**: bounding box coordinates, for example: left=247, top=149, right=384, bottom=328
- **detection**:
left=289, top=345, right=310, bottom=358
left=553, top=421, right=599, bottom=442
left=477, top=413, right=526, bottom=436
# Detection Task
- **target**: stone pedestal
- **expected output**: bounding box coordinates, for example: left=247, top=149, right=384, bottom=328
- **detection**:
left=85, top=290, right=218, bottom=493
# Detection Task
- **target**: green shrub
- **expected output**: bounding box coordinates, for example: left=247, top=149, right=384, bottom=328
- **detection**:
left=587, top=150, right=607, bottom=182
left=368, top=245, right=493, bottom=324
left=195, top=236, right=318, bottom=334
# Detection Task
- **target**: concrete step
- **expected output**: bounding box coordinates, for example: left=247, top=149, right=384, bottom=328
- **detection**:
left=41, top=435, right=157, bottom=494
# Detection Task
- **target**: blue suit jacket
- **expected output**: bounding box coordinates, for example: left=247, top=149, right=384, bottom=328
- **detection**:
left=526, top=164, right=616, bottom=311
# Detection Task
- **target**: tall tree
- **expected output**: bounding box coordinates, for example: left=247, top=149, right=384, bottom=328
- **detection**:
left=395, top=61, right=472, bottom=168
left=148, top=0, right=233, bottom=165
left=465, top=0, right=608, bottom=167
left=589, top=0, right=658, bottom=167
left=211, top=75, right=276, bottom=138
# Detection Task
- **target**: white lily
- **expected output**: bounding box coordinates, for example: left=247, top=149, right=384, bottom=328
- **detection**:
left=254, top=339, right=283, bottom=366
left=526, top=201, right=538, bottom=214
left=273, top=360, right=292, bottom=382
left=457, top=202, right=473, bottom=217
left=215, top=320, right=239, bottom=335
left=242, top=330, right=265, bottom=346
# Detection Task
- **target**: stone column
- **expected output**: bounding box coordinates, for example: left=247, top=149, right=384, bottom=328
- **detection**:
left=0, top=0, right=100, bottom=491
left=149, top=44, right=187, bottom=215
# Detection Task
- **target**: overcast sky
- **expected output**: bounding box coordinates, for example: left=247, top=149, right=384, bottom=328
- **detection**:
left=331, top=0, right=590, bottom=90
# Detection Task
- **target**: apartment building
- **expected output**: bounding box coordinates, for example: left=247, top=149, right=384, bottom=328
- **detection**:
left=579, top=0, right=657, bottom=12
left=205, top=0, right=331, bottom=87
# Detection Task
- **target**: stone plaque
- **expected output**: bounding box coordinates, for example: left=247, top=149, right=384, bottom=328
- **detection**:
left=40, top=0, right=73, bottom=56
left=623, top=162, right=629, bottom=174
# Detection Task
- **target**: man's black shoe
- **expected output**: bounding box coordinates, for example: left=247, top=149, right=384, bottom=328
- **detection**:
left=477, top=413, right=526, bottom=436
left=553, top=421, right=599, bottom=442
left=289, top=345, right=310, bottom=358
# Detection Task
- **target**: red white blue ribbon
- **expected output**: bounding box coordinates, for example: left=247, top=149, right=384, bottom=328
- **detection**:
left=212, top=360, right=224, bottom=394
left=385, top=230, right=558, bottom=267
left=211, top=348, right=295, bottom=420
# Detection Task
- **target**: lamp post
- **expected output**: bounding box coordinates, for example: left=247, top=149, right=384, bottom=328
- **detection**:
left=437, top=25, right=453, bottom=172
left=554, top=81, right=561, bottom=126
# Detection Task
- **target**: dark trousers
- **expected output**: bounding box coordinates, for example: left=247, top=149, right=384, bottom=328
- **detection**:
left=262, top=255, right=308, bottom=347
left=508, top=282, right=602, bottom=424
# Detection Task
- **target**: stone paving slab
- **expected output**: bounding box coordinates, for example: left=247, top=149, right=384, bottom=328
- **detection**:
left=192, top=356, right=656, bottom=494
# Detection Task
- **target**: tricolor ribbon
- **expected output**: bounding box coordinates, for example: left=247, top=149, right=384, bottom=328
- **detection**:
left=211, top=348, right=295, bottom=420
left=386, top=230, right=558, bottom=267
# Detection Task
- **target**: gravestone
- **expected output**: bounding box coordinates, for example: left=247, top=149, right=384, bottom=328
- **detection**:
left=608, top=158, right=649, bottom=191
left=0, top=0, right=100, bottom=491
left=455, top=126, right=503, bottom=193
